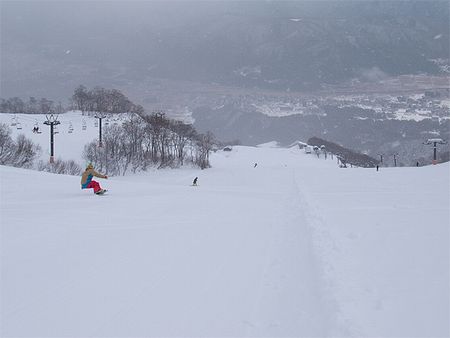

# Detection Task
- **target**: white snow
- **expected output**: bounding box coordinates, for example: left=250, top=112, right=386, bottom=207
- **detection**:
left=391, top=109, right=432, bottom=122
left=1, top=124, right=449, bottom=336
left=0, top=112, right=122, bottom=166
left=251, top=103, right=307, bottom=117
left=441, top=99, right=450, bottom=108
left=256, top=141, right=281, bottom=148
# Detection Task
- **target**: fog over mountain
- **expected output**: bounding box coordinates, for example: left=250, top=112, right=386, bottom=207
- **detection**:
left=1, top=1, right=448, bottom=99
left=1, top=1, right=449, bottom=163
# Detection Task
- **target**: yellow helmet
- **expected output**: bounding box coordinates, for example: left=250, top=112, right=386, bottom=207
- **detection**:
left=86, top=163, right=94, bottom=169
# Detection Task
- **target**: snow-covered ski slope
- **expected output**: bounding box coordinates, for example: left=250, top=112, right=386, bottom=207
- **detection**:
left=1, top=145, right=449, bottom=336
left=0, top=112, right=123, bottom=165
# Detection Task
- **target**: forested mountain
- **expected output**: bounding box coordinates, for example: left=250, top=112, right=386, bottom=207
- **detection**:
left=1, top=1, right=448, bottom=99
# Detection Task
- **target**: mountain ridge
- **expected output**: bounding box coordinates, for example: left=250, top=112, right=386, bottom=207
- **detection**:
left=1, top=1, right=448, bottom=99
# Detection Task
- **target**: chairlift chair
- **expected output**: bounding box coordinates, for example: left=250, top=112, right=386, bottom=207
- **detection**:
left=10, top=117, right=17, bottom=127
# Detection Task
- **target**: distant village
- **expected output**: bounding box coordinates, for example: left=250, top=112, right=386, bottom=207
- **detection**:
left=245, top=89, right=450, bottom=123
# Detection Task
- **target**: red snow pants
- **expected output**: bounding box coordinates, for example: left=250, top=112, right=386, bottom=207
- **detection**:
left=86, top=180, right=102, bottom=193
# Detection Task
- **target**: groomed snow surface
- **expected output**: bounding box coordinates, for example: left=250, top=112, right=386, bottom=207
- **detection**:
left=1, top=144, right=449, bottom=336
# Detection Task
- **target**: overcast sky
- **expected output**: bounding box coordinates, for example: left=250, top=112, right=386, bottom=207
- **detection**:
left=1, top=1, right=448, bottom=100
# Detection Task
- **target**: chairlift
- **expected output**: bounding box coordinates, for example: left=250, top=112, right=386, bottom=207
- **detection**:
left=94, top=120, right=98, bottom=127
left=53, top=125, right=59, bottom=134
left=16, top=122, right=23, bottom=130
left=82, top=119, right=87, bottom=130
left=10, top=117, right=17, bottom=127
left=33, top=122, right=38, bottom=133
left=68, top=122, right=74, bottom=133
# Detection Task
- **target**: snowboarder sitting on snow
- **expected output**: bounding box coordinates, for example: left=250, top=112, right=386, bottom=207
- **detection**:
left=81, top=163, right=107, bottom=194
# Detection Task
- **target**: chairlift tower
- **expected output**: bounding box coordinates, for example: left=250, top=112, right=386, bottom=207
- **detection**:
left=94, top=114, right=107, bottom=147
left=320, top=145, right=327, bottom=159
left=424, top=138, right=447, bottom=164
left=393, top=153, right=399, bottom=167
left=377, top=153, right=384, bottom=165
left=43, top=114, right=60, bottom=163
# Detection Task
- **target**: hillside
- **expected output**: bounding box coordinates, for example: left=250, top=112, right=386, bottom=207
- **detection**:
left=1, top=144, right=449, bottom=336
left=1, top=1, right=448, bottom=99
left=2, top=1, right=448, bottom=166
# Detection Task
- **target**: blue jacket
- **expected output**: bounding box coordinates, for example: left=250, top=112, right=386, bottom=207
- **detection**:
left=81, top=168, right=106, bottom=189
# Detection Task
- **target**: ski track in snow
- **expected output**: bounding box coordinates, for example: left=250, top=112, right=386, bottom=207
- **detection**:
left=1, top=143, right=449, bottom=337
left=1, top=147, right=335, bottom=336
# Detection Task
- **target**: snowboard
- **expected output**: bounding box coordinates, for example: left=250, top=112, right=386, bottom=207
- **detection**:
left=95, top=189, right=107, bottom=195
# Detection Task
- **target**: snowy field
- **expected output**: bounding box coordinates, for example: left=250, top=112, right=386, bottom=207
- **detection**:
left=0, top=112, right=121, bottom=166
left=1, top=131, right=449, bottom=337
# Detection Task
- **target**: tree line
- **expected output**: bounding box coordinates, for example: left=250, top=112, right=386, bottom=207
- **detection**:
left=71, top=85, right=144, bottom=115
left=1, top=85, right=217, bottom=174
left=0, top=123, right=41, bottom=168
left=0, top=121, right=83, bottom=174
left=307, top=136, right=379, bottom=168
left=71, top=85, right=216, bottom=173
left=0, top=85, right=143, bottom=115
left=0, top=97, right=65, bottom=114
left=83, top=112, right=215, bottom=175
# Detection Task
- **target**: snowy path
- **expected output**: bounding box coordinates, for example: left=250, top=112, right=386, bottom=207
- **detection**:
left=1, top=147, right=333, bottom=336
left=2, top=145, right=449, bottom=337
left=293, top=160, right=450, bottom=337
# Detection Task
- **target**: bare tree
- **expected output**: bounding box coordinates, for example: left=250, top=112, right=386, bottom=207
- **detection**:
left=37, top=159, right=82, bottom=175
left=26, top=97, right=39, bottom=114
left=171, top=121, right=197, bottom=165
left=82, top=109, right=217, bottom=173
left=0, top=123, right=14, bottom=163
left=11, top=134, right=41, bottom=168
left=0, top=123, right=40, bottom=167
left=71, top=85, right=90, bottom=111
left=196, top=131, right=215, bottom=169
left=39, top=98, right=55, bottom=115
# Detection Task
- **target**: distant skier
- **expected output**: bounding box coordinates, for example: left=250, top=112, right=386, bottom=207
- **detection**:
left=193, top=177, right=198, bottom=186
left=81, top=163, right=108, bottom=194
left=254, top=163, right=257, bottom=168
